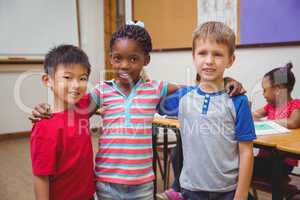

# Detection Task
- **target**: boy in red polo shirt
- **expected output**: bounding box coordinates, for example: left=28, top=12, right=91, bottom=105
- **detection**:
left=30, top=45, right=95, bottom=200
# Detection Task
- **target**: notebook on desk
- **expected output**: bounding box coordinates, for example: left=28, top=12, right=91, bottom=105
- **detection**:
left=254, top=121, right=290, bottom=136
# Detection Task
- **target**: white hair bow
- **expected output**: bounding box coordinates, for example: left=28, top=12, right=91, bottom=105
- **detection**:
left=126, top=20, right=144, bottom=28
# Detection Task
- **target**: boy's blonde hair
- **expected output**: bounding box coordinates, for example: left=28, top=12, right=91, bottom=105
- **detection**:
left=192, top=21, right=236, bottom=55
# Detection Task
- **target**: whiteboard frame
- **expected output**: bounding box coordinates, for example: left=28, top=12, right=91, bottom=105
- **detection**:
left=0, top=0, right=81, bottom=64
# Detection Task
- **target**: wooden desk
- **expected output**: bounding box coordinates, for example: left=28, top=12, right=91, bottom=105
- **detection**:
left=152, top=117, right=180, bottom=129
left=255, top=129, right=300, bottom=200
left=275, top=129, right=300, bottom=154
left=254, top=129, right=300, bottom=148
left=278, top=141, right=300, bottom=156
left=253, top=130, right=298, bottom=200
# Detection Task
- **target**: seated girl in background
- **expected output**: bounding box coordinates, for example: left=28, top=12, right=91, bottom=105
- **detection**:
left=253, top=62, right=300, bottom=179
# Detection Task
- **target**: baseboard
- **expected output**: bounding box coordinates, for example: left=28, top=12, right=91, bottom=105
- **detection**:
left=0, top=131, right=31, bottom=141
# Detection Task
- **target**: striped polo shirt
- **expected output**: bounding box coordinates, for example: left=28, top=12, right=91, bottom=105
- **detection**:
left=91, top=79, right=167, bottom=185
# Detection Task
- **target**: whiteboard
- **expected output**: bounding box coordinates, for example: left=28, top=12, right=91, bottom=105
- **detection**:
left=0, top=0, right=79, bottom=57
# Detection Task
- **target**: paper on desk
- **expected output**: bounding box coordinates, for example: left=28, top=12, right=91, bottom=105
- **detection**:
left=254, top=121, right=290, bottom=135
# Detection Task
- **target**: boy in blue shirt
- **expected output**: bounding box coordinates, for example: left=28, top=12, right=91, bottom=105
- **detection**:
left=159, top=21, right=256, bottom=200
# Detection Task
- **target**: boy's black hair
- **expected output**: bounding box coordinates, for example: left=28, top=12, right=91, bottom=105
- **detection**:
left=44, top=44, right=91, bottom=75
left=110, top=24, right=152, bottom=55
left=264, top=62, right=295, bottom=92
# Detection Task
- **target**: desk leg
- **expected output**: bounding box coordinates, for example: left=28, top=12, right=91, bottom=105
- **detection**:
left=152, top=126, right=158, bottom=200
left=272, top=150, right=283, bottom=200
left=163, top=127, right=169, bottom=190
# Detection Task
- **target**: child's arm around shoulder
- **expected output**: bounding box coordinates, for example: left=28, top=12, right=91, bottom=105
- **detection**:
left=158, top=84, right=195, bottom=117
left=166, top=83, right=183, bottom=95
left=166, top=77, right=245, bottom=96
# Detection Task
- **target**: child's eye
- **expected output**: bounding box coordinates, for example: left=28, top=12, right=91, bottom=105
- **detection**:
left=112, top=56, right=121, bottom=63
left=80, top=76, right=88, bottom=81
left=197, top=51, right=206, bottom=56
left=63, top=76, right=71, bottom=80
left=214, top=53, right=223, bottom=57
left=130, top=57, right=138, bottom=63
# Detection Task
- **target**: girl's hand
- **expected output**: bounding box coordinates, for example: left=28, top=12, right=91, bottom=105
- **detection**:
left=224, top=77, right=246, bottom=96
left=29, top=103, right=52, bottom=122
left=253, top=117, right=262, bottom=122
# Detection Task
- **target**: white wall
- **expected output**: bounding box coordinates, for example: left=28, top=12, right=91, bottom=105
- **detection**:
left=0, top=0, right=104, bottom=134
left=79, top=0, right=104, bottom=84
left=147, top=46, right=300, bottom=112
left=0, top=67, right=46, bottom=133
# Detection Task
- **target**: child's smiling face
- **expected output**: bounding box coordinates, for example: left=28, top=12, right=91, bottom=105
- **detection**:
left=44, top=64, right=89, bottom=110
left=110, top=38, right=150, bottom=86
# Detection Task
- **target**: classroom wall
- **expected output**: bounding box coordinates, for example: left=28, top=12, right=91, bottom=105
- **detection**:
left=1, top=1, right=300, bottom=134
left=147, top=46, right=300, bottom=111
left=0, top=0, right=104, bottom=134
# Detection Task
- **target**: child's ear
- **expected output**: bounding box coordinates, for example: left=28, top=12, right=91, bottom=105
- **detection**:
left=226, top=54, right=236, bottom=69
left=144, top=54, right=150, bottom=66
left=42, top=74, right=52, bottom=88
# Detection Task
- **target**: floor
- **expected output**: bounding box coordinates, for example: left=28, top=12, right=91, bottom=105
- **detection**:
left=0, top=134, right=296, bottom=200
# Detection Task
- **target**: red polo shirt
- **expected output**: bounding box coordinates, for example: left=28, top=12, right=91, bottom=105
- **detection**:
left=30, top=95, right=95, bottom=200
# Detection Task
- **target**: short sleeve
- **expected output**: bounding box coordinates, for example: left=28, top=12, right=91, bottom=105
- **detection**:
left=30, top=122, right=58, bottom=176
left=232, top=95, right=256, bottom=141
left=158, top=86, right=195, bottom=117
left=150, top=80, right=168, bottom=98
left=160, top=81, right=168, bottom=98
left=291, top=99, right=300, bottom=110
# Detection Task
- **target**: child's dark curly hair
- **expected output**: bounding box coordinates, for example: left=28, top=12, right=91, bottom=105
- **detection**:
left=110, top=24, right=152, bottom=55
left=264, top=62, right=295, bottom=92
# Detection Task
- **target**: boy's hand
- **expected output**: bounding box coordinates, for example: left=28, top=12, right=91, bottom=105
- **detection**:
left=224, top=77, right=246, bottom=96
left=29, top=103, right=52, bottom=122
left=95, top=108, right=105, bottom=116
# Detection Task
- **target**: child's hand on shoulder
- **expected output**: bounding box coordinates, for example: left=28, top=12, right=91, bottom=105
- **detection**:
left=224, top=77, right=246, bottom=96
left=29, top=103, right=52, bottom=122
